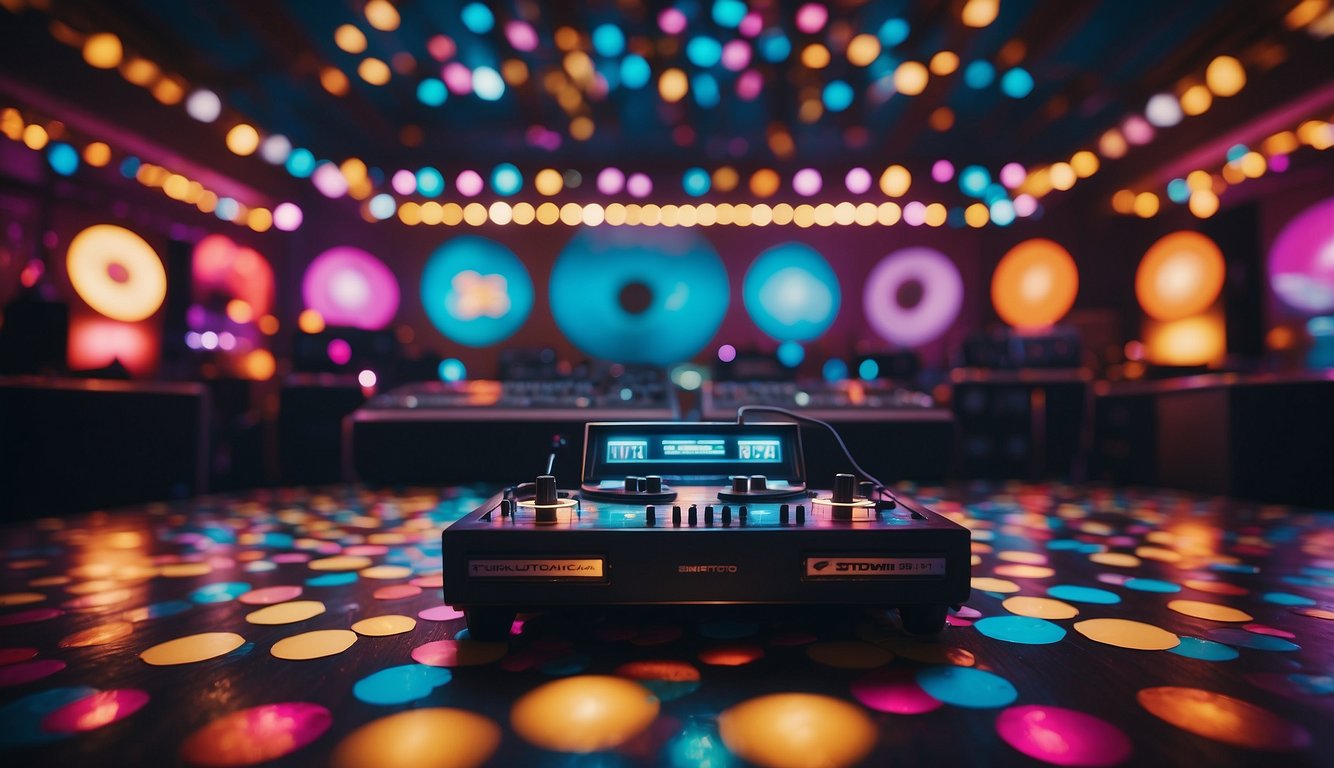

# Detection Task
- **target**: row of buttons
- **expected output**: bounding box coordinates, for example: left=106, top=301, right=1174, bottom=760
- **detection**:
left=644, top=503, right=806, bottom=527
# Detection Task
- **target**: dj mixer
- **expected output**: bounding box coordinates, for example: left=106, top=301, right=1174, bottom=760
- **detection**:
left=442, top=421, right=972, bottom=640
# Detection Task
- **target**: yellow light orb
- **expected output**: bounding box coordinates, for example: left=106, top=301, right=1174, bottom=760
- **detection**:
left=750, top=168, right=780, bottom=198
left=876, top=202, right=901, bottom=226
left=334, top=24, right=367, bottom=54
left=1049, top=162, right=1076, bottom=191
left=1111, top=189, right=1136, bottom=215
left=1238, top=151, right=1266, bottom=178
left=66, top=224, right=167, bottom=323
left=569, top=116, right=594, bottom=141
left=22, top=124, right=49, bottom=151
left=534, top=168, right=563, bottom=196
left=712, top=166, right=739, bottom=192
left=397, top=201, right=421, bottom=226
left=119, top=57, right=159, bottom=86
left=240, top=349, right=276, bottom=381
left=162, top=174, right=190, bottom=200
left=924, top=203, right=948, bottom=227
left=879, top=165, right=911, bottom=197
left=298, top=308, right=325, bottom=334
left=441, top=203, right=463, bottom=225
left=1205, top=55, right=1245, bottom=97
left=1133, top=191, right=1160, bottom=218
left=82, top=33, right=123, bottom=69
left=962, top=0, right=1001, bottom=28
left=258, top=315, right=280, bottom=335
left=513, top=202, right=536, bottom=225
left=559, top=203, right=583, bottom=226
left=718, top=694, right=877, bottom=768
left=1144, top=313, right=1226, bottom=366
left=1286, top=0, right=1328, bottom=28
left=464, top=203, right=488, bottom=226
left=1099, top=129, right=1128, bottom=159
left=846, top=34, right=881, bottom=67
left=1262, top=130, right=1299, bottom=156
left=248, top=208, right=273, bottom=232
left=992, top=238, right=1079, bottom=330
left=929, top=106, right=955, bottom=131
left=1070, top=150, right=1099, bottom=178
left=320, top=66, right=350, bottom=96
left=536, top=202, right=560, bottom=225
left=226, top=299, right=254, bottom=324
left=1136, top=231, right=1226, bottom=321
left=658, top=68, right=688, bottom=102
left=1180, top=84, right=1212, bottom=116
left=965, top=203, right=990, bottom=227
left=1188, top=189, right=1220, bottom=219
left=225, top=124, right=260, bottom=156
left=511, top=676, right=659, bottom=753
left=930, top=50, right=960, bottom=76
left=801, top=44, right=830, bottom=69
left=358, top=58, right=391, bottom=85
left=152, top=77, right=185, bottom=105
left=894, top=61, right=929, bottom=95
left=1186, top=170, right=1213, bottom=191
left=83, top=142, right=112, bottom=167
left=364, top=0, right=400, bottom=31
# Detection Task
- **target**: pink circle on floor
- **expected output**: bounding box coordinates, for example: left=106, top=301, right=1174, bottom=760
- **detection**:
left=0, top=659, right=65, bottom=686
left=0, top=607, right=63, bottom=626
left=0, top=647, right=38, bottom=665
left=179, top=702, right=332, bottom=766
left=418, top=604, right=464, bottom=621
left=238, top=586, right=303, bottom=605
left=850, top=668, right=942, bottom=714
left=1243, top=623, right=1296, bottom=639
left=41, top=689, right=150, bottom=733
left=996, top=705, right=1132, bottom=766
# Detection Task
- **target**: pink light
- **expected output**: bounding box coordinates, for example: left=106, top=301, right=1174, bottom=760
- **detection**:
left=456, top=170, right=484, bottom=197
left=796, top=3, right=829, bottom=34
left=793, top=168, right=822, bottom=196
left=200, top=331, right=218, bottom=350
left=41, top=689, right=150, bottom=733
left=1014, top=194, right=1038, bottom=217
left=995, top=706, right=1132, bottom=766
left=427, top=35, right=456, bottom=62
left=273, top=202, right=303, bottom=232
left=218, top=331, right=236, bottom=351
left=718, top=344, right=737, bottom=362
left=845, top=167, right=872, bottom=194
left=863, top=247, right=964, bottom=347
left=68, top=316, right=158, bottom=376
left=358, top=369, right=377, bottom=388
left=903, top=201, right=927, bottom=226
left=1123, top=115, right=1154, bottom=145
left=302, top=246, right=400, bottom=330
left=931, top=160, right=954, bottom=183
left=737, top=70, right=763, bottom=100
left=505, top=21, right=538, bottom=52
left=1269, top=196, right=1334, bottom=313
left=192, top=234, right=275, bottom=316
left=327, top=338, right=352, bottom=366
left=312, top=163, right=348, bottom=198
left=597, top=167, right=625, bottom=195
left=1000, top=162, right=1026, bottom=188
left=627, top=173, right=652, bottom=198
left=851, top=669, right=942, bottom=714
left=1270, top=154, right=1290, bottom=172
left=721, top=40, right=752, bottom=71
left=391, top=169, right=417, bottom=195
left=443, top=62, right=472, bottom=94
left=658, top=8, right=687, bottom=35
left=739, top=12, right=763, bottom=37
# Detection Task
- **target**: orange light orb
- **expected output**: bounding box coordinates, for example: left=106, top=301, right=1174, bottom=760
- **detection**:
left=66, top=224, right=167, bottom=322
left=1135, top=231, right=1225, bottom=321
left=992, top=239, right=1079, bottom=330
left=298, top=308, right=326, bottom=334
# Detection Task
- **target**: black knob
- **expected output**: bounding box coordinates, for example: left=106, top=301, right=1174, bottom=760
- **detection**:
left=704, top=505, right=714, bottom=525
left=645, top=505, right=656, bottom=526
left=624, top=476, right=642, bottom=493
left=731, top=475, right=750, bottom=493
left=500, top=498, right=514, bottom=518
left=536, top=475, right=558, bottom=506
left=833, top=473, right=856, bottom=504
left=688, top=504, right=698, bottom=526
left=796, top=504, right=806, bottom=525
left=672, top=505, right=681, bottom=527
left=739, top=505, right=748, bottom=524
left=645, top=475, right=663, bottom=494
left=722, top=506, right=732, bottom=526
left=858, top=481, right=875, bottom=499
left=779, top=504, right=789, bottom=525
left=750, top=475, right=767, bottom=491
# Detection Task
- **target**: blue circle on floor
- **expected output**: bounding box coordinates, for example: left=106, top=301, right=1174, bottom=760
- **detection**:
left=1169, top=637, right=1240, bottom=661
left=1047, top=585, right=1121, bottom=604
left=975, top=616, right=1067, bottom=645
left=1124, top=578, right=1181, bottom=593
left=916, top=666, right=1018, bottom=708
left=354, top=664, right=452, bottom=705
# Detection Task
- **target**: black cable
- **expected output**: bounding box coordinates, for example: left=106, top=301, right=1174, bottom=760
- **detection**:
left=736, top=404, right=905, bottom=507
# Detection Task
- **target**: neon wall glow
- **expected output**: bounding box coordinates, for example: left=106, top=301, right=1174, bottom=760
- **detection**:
left=192, top=234, right=274, bottom=317
left=1269, top=196, right=1334, bottom=314
left=1143, top=311, right=1227, bottom=366
left=863, top=247, right=964, bottom=347
left=743, top=242, right=840, bottom=341
left=66, top=224, right=166, bottom=322
left=302, top=246, right=400, bottom=330
left=67, top=315, right=159, bottom=375
left=991, top=238, right=1079, bottom=330
left=421, top=235, right=533, bottom=346
left=1136, top=231, right=1225, bottom=321
left=550, top=227, right=729, bottom=364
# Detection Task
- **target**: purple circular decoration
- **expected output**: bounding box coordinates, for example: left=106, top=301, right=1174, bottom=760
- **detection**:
left=391, top=169, right=417, bottom=195
left=302, top=247, right=400, bottom=330
left=793, top=168, right=822, bottom=197
left=996, top=705, right=1133, bottom=766
left=863, top=247, right=964, bottom=347
left=0, top=659, right=65, bottom=687
left=1269, top=196, right=1334, bottom=314
left=931, top=160, right=954, bottom=183
left=41, top=689, right=150, bottom=733
left=596, top=167, right=625, bottom=195
left=456, top=170, right=483, bottom=197
left=845, top=168, right=872, bottom=195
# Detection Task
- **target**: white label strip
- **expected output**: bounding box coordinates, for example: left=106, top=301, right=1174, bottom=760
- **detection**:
left=468, top=558, right=605, bottom=579
left=804, top=557, right=946, bottom=577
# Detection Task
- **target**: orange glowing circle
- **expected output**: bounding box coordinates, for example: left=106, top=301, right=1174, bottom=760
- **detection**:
left=66, top=224, right=166, bottom=322
left=991, top=238, right=1079, bottom=329
left=298, top=308, right=326, bottom=334
left=718, top=693, right=878, bottom=768
left=1136, top=231, right=1225, bottom=321
left=510, top=676, right=659, bottom=752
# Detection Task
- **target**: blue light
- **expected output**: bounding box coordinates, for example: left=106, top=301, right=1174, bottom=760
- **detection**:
left=416, top=167, right=445, bottom=197
left=683, top=167, right=711, bottom=197
left=758, top=30, right=791, bottom=62
left=878, top=18, right=910, bottom=46
left=438, top=358, right=467, bottom=382
left=47, top=142, right=79, bottom=176
left=743, top=243, right=842, bottom=342
left=417, top=78, right=447, bottom=106
left=1226, top=143, right=1249, bottom=163
left=1309, top=316, right=1334, bottom=336
left=1000, top=68, right=1034, bottom=98
left=686, top=36, right=723, bottom=68
left=460, top=3, right=495, bottom=34
left=822, top=358, right=849, bottom=382
left=823, top=80, right=854, bottom=112
left=777, top=341, right=805, bottom=367
left=989, top=199, right=1016, bottom=226
left=1167, top=178, right=1190, bottom=204
left=119, top=156, right=140, bottom=178
left=692, top=74, right=720, bottom=107
left=472, top=67, right=505, bottom=101
left=215, top=197, right=239, bottom=221
left=621, top=54, right=651, bottom=88
left=959, top=165, right=991, bottom=197
left=858, top=358, right=880, bottom=380
left=491, top=163, right=522, bottom=196
left=550, top=228, right=729, bottom=365
left=422, top=236, right=534, bottom=346
left=983, top=183, right=1009, bottom=204
left=963, top=60, right=995, bottom=89
left=369, top=193, right=396, bottom=220
left=713, top=0, right=747, bottom=28
left=592, top=24, right=625, bottom=57
left=286, top=148, right=316, bottom=178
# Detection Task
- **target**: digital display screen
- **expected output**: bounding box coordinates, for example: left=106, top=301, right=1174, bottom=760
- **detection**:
left=605, top=436, right=782, bottom=464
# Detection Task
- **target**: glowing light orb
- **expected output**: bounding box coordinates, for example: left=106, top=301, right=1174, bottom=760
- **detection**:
left=472, top=67, right=505, bottom=100
left=596, top=167, right=625, bottom=195
left=1270, top=197, right=1334, bottom=313
left=185, top=89, right=222, bottom=123
left=796, top=4, right=829, bottom=34
left=415, top=241, right=528, bottom=348
left=717, top=344, right=737, bottom=362
left=47, top=143, right=79, bottom=176
left=964, top=60, right=994, bottom=88
left=438, top=358, right=466, bottom=382
left=456, top=170, right=484, bottom=197
left=313, top=163, right=349, bottom=198
left=683, top=167, right=711, bottom=196
left=416, top=78, right=447, bottom=106
left=864, top=247, right=964, bottom=347
left=744, top=242, right=840, bottom=341
left=686, top=37, right=723, bottom=68
left=932, top=160, right=955, bottom=183
left=273, top=202, right=303, bottom=231
left=992, top=239, right=1079, bottom=330
left=626, top=173, right=652, bottom=198
left=286, top=148, right=315, bottom=178
left=792, top=168, right=822, bottom=197
left=1000, top=68, right=1033, bottom=98
left=303, top=247, right=400, bottom=330
left=823, top=80, right=854, bottom=111
left=460, top=2, right=495, bottom=34
left=777, top=341, right=805, bottom=367
left=490, top=163, right=522, bottom=196
left=551, top=228, right=728, bottom=364
left=66, top=224, right=166, bottom=322
left=68, top=316, right=158, bottom=376
left=845, top=167, right=872, bottom=194
left=416, top=167, right=445, bottom=197
left=193, top=234, right=275, bottom=318
left=1136, top=232, right=1225, bottom=321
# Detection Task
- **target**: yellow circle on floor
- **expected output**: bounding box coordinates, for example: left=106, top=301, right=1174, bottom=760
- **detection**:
left=511, top=675, right=659, bottom=752
left=971, top=577, right=1021, bottom=593
left=360, top=565, right=413, bottom=579
left=271, top=629, right=358, bottom=660
left=1003, top=596, right=1079, bottom=620
left=1166, top=600, right=1253, bottom=622
left=245, top=600, right=327, bottom=625
left=331, top=708, right=501, bottom=768
left=1074, top=618, right=1179, bottom=650
left=351, top=615, right=417, bottom=636
left=141, top=632, right=245, bottom=665
left=309, top=556, right=373, bottom=571
left=719, top=693, right=878, bottom=768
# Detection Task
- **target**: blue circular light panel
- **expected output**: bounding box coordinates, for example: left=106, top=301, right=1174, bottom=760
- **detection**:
left=822, top=358, right=849, bottom=382
left=47, top=142, right=79, bottom=176
left=592, top=24, right=625, bottom=57
left=621, top=55, right=651, bottom=88
left=713, top=0, right=747, bottom=28
left=879, top=18, right=910, bottom=46
left=417, top=78, right=447, bottom=106
left=743, top=243, right=842, bottom=342
left=421, top=236, right=534, bottom=347
left=1000, top=68, right=1034, bottom=98
left=472, top=67, right=505, bottom=101
left=823, top=81, right=854, bottom=112
left=416, top=167, right=445, bottom=197
left=550, top=228, right=729, bottom=365
left=438, top=358, right=467, bottom=382
left=777, top=341, right=805, bottom=367
left=964, top=60, right=995, bottom=89
left=491, top=163, right=523, bottom=196
left=285, top=148, right=316, bottom=178
left=686, top=37, right=723, bottom=68
left=460, top=3, right=495, bottom=34
left=683, top=167, right=711, bottom=197
left=959, top=165, right=991, bottom=197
